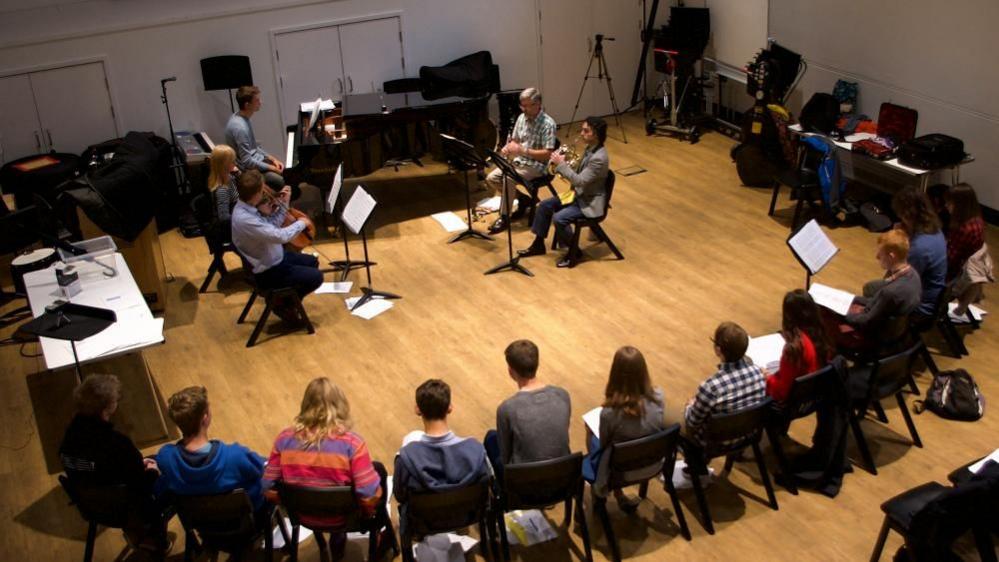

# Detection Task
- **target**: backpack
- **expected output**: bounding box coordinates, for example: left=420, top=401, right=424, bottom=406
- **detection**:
left=802, top=135, right=846, bottom=212
left=914, top=369, right=985, bottom=421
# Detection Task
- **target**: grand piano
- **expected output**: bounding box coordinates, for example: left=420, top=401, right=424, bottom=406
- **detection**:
left=284, top=91, right=497, bottom=188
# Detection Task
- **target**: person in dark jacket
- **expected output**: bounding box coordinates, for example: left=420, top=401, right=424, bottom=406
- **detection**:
left=59, top=374, right=169, bottom=552
left=394, top=379, right=489, bottom=506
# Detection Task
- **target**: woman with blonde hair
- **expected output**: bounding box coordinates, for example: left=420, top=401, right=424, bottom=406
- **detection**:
left=207, top=144, right=241, bottom=222
left=264, top=378, right=385, bottom=554
left=583, top=346, right=668, bottom=510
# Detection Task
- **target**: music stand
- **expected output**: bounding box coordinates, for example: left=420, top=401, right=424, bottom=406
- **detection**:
left=18, top=302, right=116, bottom=382
left=341, top=186, right=400, bottom=312
left=483, top=150, right=533, bottom=277
left=440, top=134, right=493, bottom=244
left=326, top=165, right=374, bottom=281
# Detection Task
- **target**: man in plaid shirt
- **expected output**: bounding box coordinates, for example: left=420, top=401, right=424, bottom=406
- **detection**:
left=486, top=87, right=557, bottom=234
left=684, top=322, right=766, bottom=446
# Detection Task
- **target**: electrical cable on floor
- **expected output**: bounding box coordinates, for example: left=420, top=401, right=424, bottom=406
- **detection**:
left=0, top=410, right=36, bottom=451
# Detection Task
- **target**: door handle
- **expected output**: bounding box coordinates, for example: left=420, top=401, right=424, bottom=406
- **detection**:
left=337, top=78, right=343, bottom=94
left=46, top=129, right=54, bottom=149
left=347, top=76, right=353, bottom=93
left=34, top=131, right=42, bottom=152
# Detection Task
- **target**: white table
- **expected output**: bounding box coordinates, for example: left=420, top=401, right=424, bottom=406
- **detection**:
left=23, top=253, right=164, bottom=371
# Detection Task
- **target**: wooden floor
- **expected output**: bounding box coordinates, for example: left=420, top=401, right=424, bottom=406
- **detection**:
left=2, top=112, right=997, bottom=561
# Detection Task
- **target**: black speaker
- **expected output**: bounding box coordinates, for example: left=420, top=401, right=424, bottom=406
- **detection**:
left=200, top=56, right=252, bottom=91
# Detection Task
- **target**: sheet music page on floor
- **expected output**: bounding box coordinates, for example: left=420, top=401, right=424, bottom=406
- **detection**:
left=788, top=219, right=838, bottom=275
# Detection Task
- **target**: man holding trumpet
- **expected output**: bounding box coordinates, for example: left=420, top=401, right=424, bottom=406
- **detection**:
left=517, top=116, right=609, bottom=268
left=486, top=87, right=558, bottom=234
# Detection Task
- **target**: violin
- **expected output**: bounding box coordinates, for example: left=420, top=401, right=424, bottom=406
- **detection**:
left=261, top=186, right=316, bottom=252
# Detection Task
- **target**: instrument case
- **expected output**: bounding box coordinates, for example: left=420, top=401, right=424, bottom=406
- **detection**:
left=898, top=134, right=965, bottom=169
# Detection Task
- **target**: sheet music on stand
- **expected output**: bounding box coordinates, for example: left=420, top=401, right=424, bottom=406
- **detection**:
left=342, top=185, right=376, bottom=234
left=787, top=219, right=839, bottom=286
left=326, top=164, right=343, bottom=214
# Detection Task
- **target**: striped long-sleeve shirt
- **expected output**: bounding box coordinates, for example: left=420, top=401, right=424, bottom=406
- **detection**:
left=264, top=428, right=382, bottom=527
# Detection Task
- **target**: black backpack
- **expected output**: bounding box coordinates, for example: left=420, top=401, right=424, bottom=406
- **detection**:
left=914, top=369, right=985, bottom=421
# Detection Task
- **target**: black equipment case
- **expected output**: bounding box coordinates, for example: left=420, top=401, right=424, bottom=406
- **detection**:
left=898, top=134, right=965, bottom=169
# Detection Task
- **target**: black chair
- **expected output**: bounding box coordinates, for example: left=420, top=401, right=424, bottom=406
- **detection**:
left=847, top=342, right=924, bottom=475
left=911, top=286, right=968, bottom=359
left=174, top=489, right=274, bottom=562
left=235, top=253, right=315, bottom=348
left=591, top=425, right=690, bottom=562
left=495, top=453, right=592, bottom=562
left=869, top=477, right=998, bottom=562
left=768, top=143, right=824, bottom=231
left=59, top=475, right=169, bottom=562
left=765, top=363, right=842, bottom=495
left=190, top=192, right=238, bottom=294
left=549, top=170, right=624, bottom=268
left=383, top=78, right=423, bottom=94
left=681, top=398, right=779, bottom=535
left=275, top=481, right=398, bottom=562
left=399, top=481, right=493, bottom=562
left=495, top=139, right=561, bottom=226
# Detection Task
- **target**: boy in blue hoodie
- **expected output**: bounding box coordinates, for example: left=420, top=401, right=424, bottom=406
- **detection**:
left=155, top=386, right=266, bottom=510
left=394, top=379, right=490, bottom=506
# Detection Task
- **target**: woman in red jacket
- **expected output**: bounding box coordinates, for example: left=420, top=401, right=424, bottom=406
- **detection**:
left=767, top=289, right=834, bottom=403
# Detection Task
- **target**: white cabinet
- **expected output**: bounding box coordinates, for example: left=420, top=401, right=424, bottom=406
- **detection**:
left=273, top=16, right=405, bottom=127
left=0, top=61, right=118, bottom=164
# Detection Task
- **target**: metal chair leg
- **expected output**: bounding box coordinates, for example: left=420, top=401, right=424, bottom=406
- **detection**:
left=247, top=299, right=272, bottom=348
left=870, top=517, right=891, bottom=562
left=767, top=425, right=798, bottom=495
left=593, top=497, right=621, bottom=562
left=689, top=460, right=715, bottom=534
left=83, top=521, right=97, bottom=562
left=768, top=181, right=781, bottom=216
left=871, top=401, right=889, bottom=424
left=575, top=490, right=594, bottom=561
left=896, top=393, right=922, bottom=448
left=849, top=414, right=877, bottom=475
left=499, top=508, right=511, bottom=562
left=664, top=480, right=691, bottom=541
left=592, top=225, right=624, bottom=260
left=237, top=291, right=258, bottom=324
left=752, top=442, right=779, bottom=510
left=200, top=258, right=220, bottom=293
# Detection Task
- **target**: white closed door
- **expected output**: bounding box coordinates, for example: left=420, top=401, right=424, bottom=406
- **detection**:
left=0, top=73, right=44, bottom=163
left=338, top=17, right=405, bottom=96
left=30, top=62, right=118, bottom=155
left=274, top=25, right=344, bottom=127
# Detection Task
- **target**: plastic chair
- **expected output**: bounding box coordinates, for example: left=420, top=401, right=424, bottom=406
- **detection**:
left=681, top=398, right=779, bottom=535
left=591, top=425, right=690, bottom=562
left=768, top=144, right=824, bottom=231
left=847, top=342, right=924, bottom=475
left=275, top=481, right=398, bottom=562
left=549, top=170, right=624, bottom=268
left=235, top=253, right=315, bottom=348
left=399, top=481, right=493, bottom=562
left=190, top=192, right=237, bottom=293
left=495, top=452, right=591, bottom=562
left=174, top=489, right=273, bottom=562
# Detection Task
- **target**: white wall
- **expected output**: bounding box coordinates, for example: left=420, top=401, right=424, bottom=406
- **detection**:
left=0, top=0, right=541, bottom=164
left=769, top=0, right=999, bottom=210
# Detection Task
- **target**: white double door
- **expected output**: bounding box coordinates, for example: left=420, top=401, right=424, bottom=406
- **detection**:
left=0, top=61, right=118, bottom=164
left=538, top=0, right=642, bottom=126
left=273, top=17, right=405, bottom=127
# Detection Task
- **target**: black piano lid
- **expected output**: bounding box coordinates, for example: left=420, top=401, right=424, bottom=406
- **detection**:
left=342, top=92, right=489, bottom=117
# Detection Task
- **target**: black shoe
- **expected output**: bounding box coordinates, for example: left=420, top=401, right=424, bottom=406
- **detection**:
left=488, top=217, right=508, bottom=234
left=517, top=242, right=546, bottom=257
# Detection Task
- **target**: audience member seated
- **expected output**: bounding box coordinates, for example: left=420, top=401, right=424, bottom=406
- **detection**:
left=944, top=183, right=993, bottom=321
left=891, top=187, right=946, bottom=327
left=583, top=346, right=667, bottom=511
left=484, top=340, right=571, bottom=479
left=155, top=386, right=267, bottom=513
left=766, top=290, right=834, bottom=404
left=263, top=377, right=385, bottom=558
left=394, top=379, right=490, bottom=505
left=683, top=322, right=766, bottom=447
left=824, top=230, right=921, bottom=352
left=926, top=183, right=951, bottom=233
left=59, top=374, right=168, bottom=551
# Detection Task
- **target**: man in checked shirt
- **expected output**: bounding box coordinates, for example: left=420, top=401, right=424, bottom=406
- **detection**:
left=485, top=87, right=557, bottom=234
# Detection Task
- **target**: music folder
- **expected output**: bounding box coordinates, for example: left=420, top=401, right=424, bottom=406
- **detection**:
left=787, top=219, right=838, bottom=280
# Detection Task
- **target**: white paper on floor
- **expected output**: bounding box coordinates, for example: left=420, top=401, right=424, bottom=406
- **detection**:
left=671, top=460, right=715, bottom=489
left=504, top=509, right=557, bottom=546
left=413, top=533, right=478, bottom=562
left=270, top=517, right=313, bottom=549
left=431, top=212, right=468, bottom=232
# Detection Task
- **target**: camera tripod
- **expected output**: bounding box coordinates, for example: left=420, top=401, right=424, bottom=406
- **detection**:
left=567, top=34, right=628, bottom=143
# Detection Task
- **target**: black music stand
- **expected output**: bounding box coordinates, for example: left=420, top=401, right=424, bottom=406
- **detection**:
left=440, top=134, right=493, bottom=244
left=18, top=302, right=116, bottom=382
left=484, top=150, right=533, bottom=277
left=326, top=171, right=375, bottom=282
left=342, top=187, right=401, bottom=312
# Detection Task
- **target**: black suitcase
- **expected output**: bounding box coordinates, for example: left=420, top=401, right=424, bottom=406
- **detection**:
left=898, top=134, right=965, bottom=169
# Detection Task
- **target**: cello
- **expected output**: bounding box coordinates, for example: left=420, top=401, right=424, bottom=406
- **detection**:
left=261, top=185, right=317, bottom=252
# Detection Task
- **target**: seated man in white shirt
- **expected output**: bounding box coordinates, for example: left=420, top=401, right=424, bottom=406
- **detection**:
left=231, top=170, right=323, bottom=323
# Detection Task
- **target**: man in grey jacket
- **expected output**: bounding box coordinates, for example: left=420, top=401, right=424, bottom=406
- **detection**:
left=518, top=116, right=609, bottom=267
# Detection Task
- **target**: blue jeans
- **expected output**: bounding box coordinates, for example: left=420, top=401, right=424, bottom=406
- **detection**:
left=531, top=197, right=585, bottom=247
left=255, top=250, right=323, bottom=298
